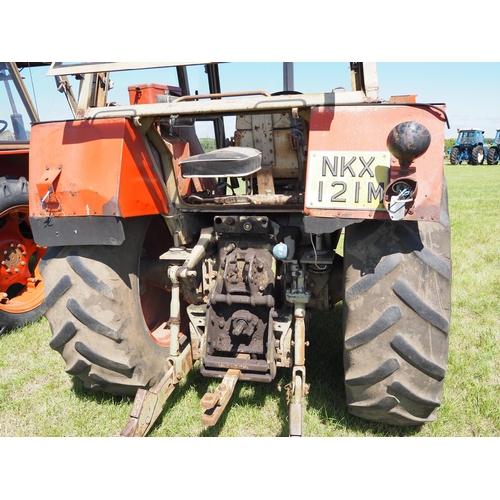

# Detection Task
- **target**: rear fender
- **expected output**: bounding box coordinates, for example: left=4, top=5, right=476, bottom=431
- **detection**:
left=28, top=118, right=170, bottom=245
left=304, top=104, right=447, bottom=222
left=29, top=118, right=169, bottom=218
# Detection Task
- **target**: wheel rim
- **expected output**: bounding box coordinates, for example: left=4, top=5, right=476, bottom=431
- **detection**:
left=0, top=206, right=45, bottom=314
left=138, top=217, right=175, bottom=347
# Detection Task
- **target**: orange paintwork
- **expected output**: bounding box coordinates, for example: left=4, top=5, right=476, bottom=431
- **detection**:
left=128, top=83, right=181, bottom=105
left=305, top=104, right=447, bottom=221
left=0, top=205, right=45, bottom=313
left=29, top=118, right=170, bottom=218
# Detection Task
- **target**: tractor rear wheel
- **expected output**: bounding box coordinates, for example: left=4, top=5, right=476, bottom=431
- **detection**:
left=471, top=145, right=484, bottom=165
left=449, top=147, right=459, bottom=165
left=342, top=182, right=451, bottom=426
left=487, top=147, right=498, bottom=165
left=40, top=216, right=174, bottom=396
left=0, top=176, right=45, bottom=332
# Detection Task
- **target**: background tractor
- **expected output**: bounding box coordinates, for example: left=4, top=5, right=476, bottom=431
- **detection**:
left=28, top=62, right=451, bottom=436
left=487, top=129, right=500, bottom=165
left=449, top=128, right=486, bottom=165
left=0, top=62, right=75, bottom=333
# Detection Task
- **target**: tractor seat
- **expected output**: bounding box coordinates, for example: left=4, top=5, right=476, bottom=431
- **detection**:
left=180, top=147, right=262, bottom=178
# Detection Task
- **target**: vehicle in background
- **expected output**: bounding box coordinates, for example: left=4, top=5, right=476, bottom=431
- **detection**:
left=449, top=128, right=486, bottom=165
left=0, top=62, right=75, bottom=333
left=486, top=129, right=500, bottom=165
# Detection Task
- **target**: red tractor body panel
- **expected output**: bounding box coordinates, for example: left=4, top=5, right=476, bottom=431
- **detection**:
left=29, top=118, right=170, bottom=219
left=305, top=105, right=446, bottom=221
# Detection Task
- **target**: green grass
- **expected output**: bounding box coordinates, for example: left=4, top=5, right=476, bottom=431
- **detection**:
left=0, top=162, right=499, bottom=437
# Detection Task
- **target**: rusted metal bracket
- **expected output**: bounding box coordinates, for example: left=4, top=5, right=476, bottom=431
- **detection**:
left=289, top=403, right=302, bottom=437
left=36, top=165, right=62, bottom=212
left=200, top=360, right=246, bottom=427
left=289, top=366, right=306, bottom=437
left=121, top=344, right=193, bottom=437
left=201, top=369, right=240, bottom=427
left=287, top=301, right=309, bottom=437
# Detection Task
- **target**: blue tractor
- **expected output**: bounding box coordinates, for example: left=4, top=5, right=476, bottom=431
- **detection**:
left=449, top=128, right=486, bottom=165
left=487, top=129, right=500, bottom=165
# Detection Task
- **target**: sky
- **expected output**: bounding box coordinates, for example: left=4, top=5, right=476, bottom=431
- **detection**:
left=7, top=62, right=500, bottom=141
left=4, top=0, right=500, bottom=143
left=377, top=63, right=500, bottom=139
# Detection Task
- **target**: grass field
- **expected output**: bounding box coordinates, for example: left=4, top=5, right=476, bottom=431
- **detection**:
left=0, top=162, right=499, bottom=438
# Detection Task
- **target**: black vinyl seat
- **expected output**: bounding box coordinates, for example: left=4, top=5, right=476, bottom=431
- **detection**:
left=179, top=147, right=262, bottom=178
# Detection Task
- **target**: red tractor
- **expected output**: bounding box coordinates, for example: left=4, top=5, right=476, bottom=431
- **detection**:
left=28, top=63, right=451, bottom=436
left=0, top=62, right=75, bottom=333
left=0, top=63, right=50, bottom=331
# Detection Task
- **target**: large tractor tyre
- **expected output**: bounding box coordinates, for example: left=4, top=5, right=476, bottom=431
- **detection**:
left=40, top=215, right=175, bottom=396
left=487, top=147, right=498, bottom=165
left=342, top=182, right=451, bottom=426
left=470, top=145, right=485, bottom=165
left=449, top=147, right=460, bottom=165
left=0, top=176, right=45, bottom=332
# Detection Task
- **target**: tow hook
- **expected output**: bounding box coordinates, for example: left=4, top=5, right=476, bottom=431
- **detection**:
left=200, top=357, right=248, bottom=427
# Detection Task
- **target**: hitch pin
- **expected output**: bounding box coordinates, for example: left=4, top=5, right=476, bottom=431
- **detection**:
left=40, top=186, right=53, bottom=209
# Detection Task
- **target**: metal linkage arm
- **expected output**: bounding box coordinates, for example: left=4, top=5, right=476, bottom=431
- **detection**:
left=200, top=353, right=251, bottom=427
left=201, top=368, right=241, bottom=427
left=121, top=344, right=193, bottom=437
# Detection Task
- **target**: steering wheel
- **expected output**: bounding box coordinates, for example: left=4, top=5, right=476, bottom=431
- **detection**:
left=0, top=120, right=7, bottom=133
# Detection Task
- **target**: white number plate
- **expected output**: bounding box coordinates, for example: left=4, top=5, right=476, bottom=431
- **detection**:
left=305, top=151, right=390, bottom=210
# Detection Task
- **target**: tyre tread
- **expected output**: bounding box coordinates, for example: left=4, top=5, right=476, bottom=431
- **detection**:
left=343, top=183, right=451, bottom=426
left=393, top=279, right=449, bottom=332
left=40, top=274, right=72, bottom=315
left=390, top=380, right=441, bottom=408
left=349, top=396, right=398, bottom=410
left=345, top=254, right=402, bottom=301
left=344, top=305, right=402, bottom=350
left=66, top=298, right=121, bottom=341
left=67, top=253, right=115, bottom=299
left=345, top=358, right=400, bottom=386
left=390, top=333, right=446, bottom=380
left=65, top=358, right=90, bottom=375
left=49, top=320, right=78, bottom=350
left=41, top=216, right=172, bottom=396
left=394, top=225, right=451, bottom=279
left=75, top=341, right=134, bottom=375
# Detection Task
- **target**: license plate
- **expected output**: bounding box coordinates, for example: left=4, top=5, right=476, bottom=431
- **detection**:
left=305, top=151, right=390, bottom=210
